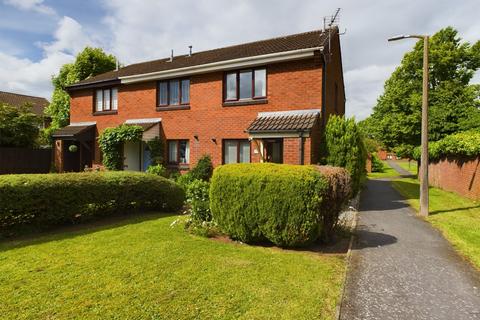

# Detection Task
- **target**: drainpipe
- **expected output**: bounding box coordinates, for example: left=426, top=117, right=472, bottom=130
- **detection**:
left=299, top=131, right=304, bottom=165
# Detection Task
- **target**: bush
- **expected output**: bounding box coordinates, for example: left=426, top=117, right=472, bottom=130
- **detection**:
left=370, top=153, right=384, bottom=172
left=185, top=179, right=211, bottom=223
left=189, top=154, right=213, bottom=181
left=209, top=163, right=351, bottom=247
left=0, top=171, right=185, bottom=235
left=413, top=129, right=480, bottom=161
left=324, top=115, right=367, bottom=194
left=146, top=164, right=168, bottom=177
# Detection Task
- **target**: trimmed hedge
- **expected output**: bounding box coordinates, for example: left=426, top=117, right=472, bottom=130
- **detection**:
left=210, top=163, right=351, bottom=247
left=0, top=171, right=184, bottom=235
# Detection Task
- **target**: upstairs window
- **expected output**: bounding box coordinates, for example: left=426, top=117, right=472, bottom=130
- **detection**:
left=95, top=88, right=118, bottom=112
left=224, top=68, right=266, bottom=101
left=158, top=79, right=190, bottom=107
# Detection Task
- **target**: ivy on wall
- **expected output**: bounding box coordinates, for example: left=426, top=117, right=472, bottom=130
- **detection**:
left=98, top=124, right=143, bottom=170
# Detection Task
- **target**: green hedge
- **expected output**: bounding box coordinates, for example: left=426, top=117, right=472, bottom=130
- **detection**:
left=0, top=172, right=184, bottom=235
left=413, top=130, right=480, bottom=161
left=209, top=163, right=351, bottom=247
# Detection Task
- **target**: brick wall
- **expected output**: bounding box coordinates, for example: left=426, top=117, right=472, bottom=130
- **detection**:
left=428, top=156, right=480, bottom=200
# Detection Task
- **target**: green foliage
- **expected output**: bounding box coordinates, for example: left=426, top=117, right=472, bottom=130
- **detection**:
left=45, top=47, right=116, bottom=134
left=189, top=154, right=214, bottom=181
left=146, top=164, right=168, bottom=177
left=185, top=179, right=212, bottom=223
left=0, top=103, right=40, bottom=147
left=145, top=137, right=165, bottom=165
left=363, top=137, right=381, bottom=154
left=0, top=172, right=185, bottom=235
left=363, top=27, right=480, bottom=155
left=371, top=153, right=384, bottom=172
left=324, top=115, right=367, bottom=194
left=209, top=163, right=351, bottom=247
left=412, top=129, right=480, bottom=160
left=98, top=124, right=143, bottom=170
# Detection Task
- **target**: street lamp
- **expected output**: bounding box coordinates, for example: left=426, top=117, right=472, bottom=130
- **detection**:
left=388, top=34, right=429, bottom=217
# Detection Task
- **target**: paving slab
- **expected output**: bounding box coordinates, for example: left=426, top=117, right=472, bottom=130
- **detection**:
left=340, top=179, right=480, bottom=320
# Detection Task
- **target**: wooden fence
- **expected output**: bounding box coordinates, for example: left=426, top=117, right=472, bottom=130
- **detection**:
left=0, top=147, right=52, bottom=174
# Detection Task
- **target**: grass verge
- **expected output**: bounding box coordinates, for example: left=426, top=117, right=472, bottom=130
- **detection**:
left=368, top=160, right=400, bottom=179
left=396, top=160, right=418, bottom=175
left=0, top=213, right=345, bottom=319
left=392, top=178, right=480, bottom=270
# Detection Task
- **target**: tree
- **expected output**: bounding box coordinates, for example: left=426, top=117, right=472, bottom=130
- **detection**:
left=363, top=27, right=480, bottom=157
left=45, top=47, right=116, bottom=133
left=0, top=103, right=40, bottom=147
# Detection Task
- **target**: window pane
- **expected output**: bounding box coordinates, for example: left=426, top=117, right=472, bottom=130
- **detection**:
left=158, top=82, right=168, bottom=105
left=169, top=80, right=180, bottom=105
left=111, top=88, right=118, bottom=110
left=168, top=141, right=177, bottom=163
left=239, top=70, right=252, bottom=99
left=181, top=79, right=190, bottom=104
left=224, top=140, right=238, bottom=164
left=254, top=69, right=266, bottom=97
left=239, top=141, right=250, bottom=163
left=226, top=73, right=237, bottom=100
left=96, top=90, right=103, bottom=111
left=178, top=140, right=189, bottom=164
left=103, top=89, right=111, bottom=110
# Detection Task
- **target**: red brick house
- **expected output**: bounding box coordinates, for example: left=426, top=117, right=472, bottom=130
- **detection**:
left=53, top=27, right=345, bottom=172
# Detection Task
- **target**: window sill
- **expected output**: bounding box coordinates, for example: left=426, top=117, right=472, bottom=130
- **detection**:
left=93, top=110, right=118, bottom=116
left=223, top=99, right=268, bottom=107
left=156, top=105, right=190, bottom=111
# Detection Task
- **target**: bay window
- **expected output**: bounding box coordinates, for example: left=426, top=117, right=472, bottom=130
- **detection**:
left=168, top=140, right=190, bottom=164
left=158, top=79, right=190, bottom=107
left=224, top=67, right=266, bottom=101
left=223, top=140, right=251, bottom=164
left=95, top=88, right=118, bottom=112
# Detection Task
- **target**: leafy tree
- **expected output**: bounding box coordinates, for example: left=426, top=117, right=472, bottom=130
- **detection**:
left=45, top=47, right=116, bottom=134
left=0, top=103, right=40, bottom=147
left=363, top=27, right=480, bottom=157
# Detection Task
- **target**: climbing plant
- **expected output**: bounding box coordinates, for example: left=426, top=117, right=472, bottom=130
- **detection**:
left=98, top=124, right=143, bottom=170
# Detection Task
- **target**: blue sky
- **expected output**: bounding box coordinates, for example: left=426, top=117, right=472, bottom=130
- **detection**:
left=0, top=0, right=479, bottom=119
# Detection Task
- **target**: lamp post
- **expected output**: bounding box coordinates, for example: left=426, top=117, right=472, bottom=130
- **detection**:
left=388, top=34, right=429, bottom=217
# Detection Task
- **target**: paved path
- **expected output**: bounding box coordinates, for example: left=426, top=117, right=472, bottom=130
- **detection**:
left=340, top=179, right=480, bottom=320
left=386, top=160, right=415, bottom=177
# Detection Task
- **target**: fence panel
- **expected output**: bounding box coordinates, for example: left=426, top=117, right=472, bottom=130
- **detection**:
left=0, top=148, right=52, bottom=174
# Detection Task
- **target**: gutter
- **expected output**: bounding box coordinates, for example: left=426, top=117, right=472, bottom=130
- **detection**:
left=120, top=47, right=323, bottom=84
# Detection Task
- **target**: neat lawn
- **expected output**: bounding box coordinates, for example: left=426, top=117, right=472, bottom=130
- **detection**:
left=392, top=178, right=480, bottom=270
left=0, top=213, right=345, bottom=320
left=368, top=160, right=400, bottom=179
left=396, top=160, right=418, bottom=175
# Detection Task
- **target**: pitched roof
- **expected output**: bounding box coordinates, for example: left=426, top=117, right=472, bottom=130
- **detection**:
left=51, top=123, right=96, bottom=140
left=246, top=109, right=320, bottom=133
left=70, top=29, right=330, bottom=88
left=0, top=91, right=49, bottom=117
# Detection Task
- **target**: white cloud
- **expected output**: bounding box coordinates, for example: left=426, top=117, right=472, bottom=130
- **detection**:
left=0, top=16, right=94, bottom=98
left=3, top=0, right=56, bottom=15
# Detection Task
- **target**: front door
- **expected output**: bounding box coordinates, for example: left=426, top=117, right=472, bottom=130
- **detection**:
left=264, top=139, right=283, bottom=163
left=123, top=141, right=141, bottom=171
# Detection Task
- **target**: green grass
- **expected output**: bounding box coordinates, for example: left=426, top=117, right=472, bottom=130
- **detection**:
left=0, top=213, right=345, bottom=319
left=396, top=160, right=418, bottom=175
left=368, top=160, right=400, bottom=179
left=392, top=178, right=480, bottom=269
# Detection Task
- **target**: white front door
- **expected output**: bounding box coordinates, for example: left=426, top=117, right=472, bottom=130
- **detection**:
left=123, top=141, right=141, bottom=171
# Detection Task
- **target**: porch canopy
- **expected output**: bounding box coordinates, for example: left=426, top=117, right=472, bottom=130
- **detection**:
left=125, top=118, right=162, bottom=141
left=51, top=122, right=96, bottom=141
left=246, top=109, right=320, bottom=138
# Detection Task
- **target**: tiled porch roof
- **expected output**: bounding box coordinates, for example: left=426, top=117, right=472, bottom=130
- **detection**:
left=52, top=123, right=96, bottom=140
left=246, top=109, right=320, bottom=133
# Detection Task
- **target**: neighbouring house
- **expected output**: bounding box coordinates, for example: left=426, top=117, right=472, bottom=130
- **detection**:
left=0, top=91, right=51, bottom=129
left=378, top=149, right=399, bottom=160
left=53, top=27, right=345, bottom=172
